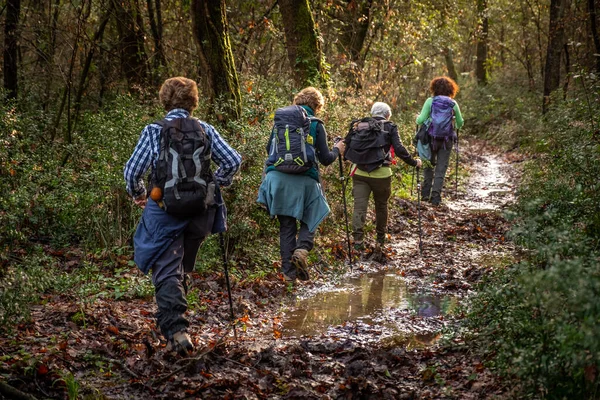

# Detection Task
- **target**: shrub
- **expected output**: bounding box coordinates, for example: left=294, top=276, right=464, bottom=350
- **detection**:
left=467, top=74, right=600, bottom=398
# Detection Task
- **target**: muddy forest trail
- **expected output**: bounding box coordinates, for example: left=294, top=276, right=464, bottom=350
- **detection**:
left=0, top=138, right=521, bottom=400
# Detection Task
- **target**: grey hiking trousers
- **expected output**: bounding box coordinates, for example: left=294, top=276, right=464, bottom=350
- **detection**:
left=277, top=215, right=315, bottom=279
left=352, top=175, right=392, bottom=244
left=421, top=143, right=453, bottom=204
left=152, top=208, right=215, bottom=339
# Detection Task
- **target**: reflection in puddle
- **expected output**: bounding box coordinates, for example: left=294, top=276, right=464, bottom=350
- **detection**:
left=283, top=271, right=456, bottom=337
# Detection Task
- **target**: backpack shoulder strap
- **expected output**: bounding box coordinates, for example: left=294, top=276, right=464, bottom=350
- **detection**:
left=153, top=119, right=167, bottom=128
left=308, top=116, right=323, bottom=140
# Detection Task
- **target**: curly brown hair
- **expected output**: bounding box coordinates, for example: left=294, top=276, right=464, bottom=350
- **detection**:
left=293, top=87, right=325, bottom=114
left=159, top=77, right=199, bottom=113
left=429, top=76, right=459, bottom=98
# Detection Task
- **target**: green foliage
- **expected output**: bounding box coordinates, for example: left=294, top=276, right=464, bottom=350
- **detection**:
left=0, top=250, right=154, bottom=331
left=60, top=371, right=80, bottom=400
left=0, top=252, right=66, bottom=327
left=467, top=75, right=600, bottom=398
left=0, top=95, right=155, bottom=250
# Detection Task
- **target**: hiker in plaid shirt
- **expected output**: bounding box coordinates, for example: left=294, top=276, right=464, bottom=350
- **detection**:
left=124, top=77, right=241, bottom=355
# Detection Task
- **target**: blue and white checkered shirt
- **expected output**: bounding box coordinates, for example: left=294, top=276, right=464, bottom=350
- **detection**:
left=124, top=109, right=242, bottom=198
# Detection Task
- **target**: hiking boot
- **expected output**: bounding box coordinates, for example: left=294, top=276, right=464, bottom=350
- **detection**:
left=183, top=273, right=191, bottom=295
left=166, top=331, right=194, bottom=355
left=291, top=249, right=310, bottom=281
left=282, top=273, right=295, bottom=283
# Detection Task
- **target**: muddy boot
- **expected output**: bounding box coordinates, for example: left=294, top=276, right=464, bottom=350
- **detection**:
left=166, top=330, right=194, bottom=355
left=291, top=249, right=310, bottom=281
left=183, top=274, right=191, bottom=295
left=430, top=192, right=442, bottom=206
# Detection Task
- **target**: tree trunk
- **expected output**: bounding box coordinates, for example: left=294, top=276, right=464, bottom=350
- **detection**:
left=111, top=0, right=148, bottom=91
left=444, top=47, right=459, bottom=82
left=73, top=2, right=113, bottom=127
left=338, top=0, right=373, bottom=89
left=146, top=0, right=167, bottom=81
left=543, top=0, right=570, bottom=113
left=191, top=0, right=242, bottom=123
left=3, top=0, right=21, bottom=100
left=589, top=0, right=600, bottom=74
left=278, top=0, right=327, bottom=88
left=475, top=0, right=488, bottom=85
left=562, top=43, right=570, bottom=98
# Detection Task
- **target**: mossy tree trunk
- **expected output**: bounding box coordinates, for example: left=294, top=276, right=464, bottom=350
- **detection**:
left=278, top=0, right=327, bottom=88
left=111, top=0, right=149, bottom=91
left=191, top=0, right=242, bottom=123
left=444, top=47, right=459, bottom=82
left=543, top=0, right=570, bottom=113
left=475, top=0, right=488, bottom=85
left=338, top=0, right=373, bottom=89
left=3, top=0, right=21, bottom=100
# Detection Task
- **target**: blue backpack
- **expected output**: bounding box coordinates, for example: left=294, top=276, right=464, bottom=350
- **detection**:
left=266, top=105, right=320, bottom=174
left=428, top=95, right=456, bottom=140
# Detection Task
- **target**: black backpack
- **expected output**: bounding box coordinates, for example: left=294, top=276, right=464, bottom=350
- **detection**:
left=265, top=105, right=321, bottom=174
left=150, top=117, right=213, bottom=217
left=343, top=117, right=390, bottom=172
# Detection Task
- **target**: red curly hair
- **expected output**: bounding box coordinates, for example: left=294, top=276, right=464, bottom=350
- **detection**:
left=429, top=76, right=459, bottom=98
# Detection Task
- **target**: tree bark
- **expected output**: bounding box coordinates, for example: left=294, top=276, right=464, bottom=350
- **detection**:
left=475, top=0, right=488, bottom=85
left=278, top=0, right=327, bottom=87
left=589, top=0, right=600, bottom=73
left=111, top=0, right=149, bottom=91
left=73, top=2, right=114, bottom=127
left=543, top=0, right=570, bottom=113
left=444, top=47, right=459, bottom=82
left=3, top=0, right=21, bottom=100
left=338, top=0, right=373, bottom=89
left=562, top=43, right=570, bottom=98
left=191, top=0, right=242, bottom=122
left=146, top=0, right=167, bottom=81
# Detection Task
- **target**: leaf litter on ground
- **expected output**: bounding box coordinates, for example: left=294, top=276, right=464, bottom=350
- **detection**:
left=0, top=138, right=520, bottom=399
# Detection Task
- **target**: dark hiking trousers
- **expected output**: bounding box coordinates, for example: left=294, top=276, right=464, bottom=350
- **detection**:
left=352, top=175, right=392, bottom=244
left=152, top=207, right=216, bottom=339
left=421, top=143, right=452, bottom=204
left=277, top=215, right=315, bottom=279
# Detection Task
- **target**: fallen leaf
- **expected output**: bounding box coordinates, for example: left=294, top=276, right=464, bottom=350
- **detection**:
left=106, top=326, right=119, bottom=335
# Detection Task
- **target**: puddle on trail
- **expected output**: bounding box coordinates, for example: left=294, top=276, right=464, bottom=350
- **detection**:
left=283, top=270, right=457, bottom=338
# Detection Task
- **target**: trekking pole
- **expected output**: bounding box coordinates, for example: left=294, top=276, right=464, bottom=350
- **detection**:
left=219, top=232, right=237, bottom=339
left=336, top=142, right=353, bottom=269
left=455, top=129, right=460, bottom=199
left=411, top=125, right=418, bottom=197
left=416, top=167, right=423, bottom=256
left=410, top=167, right=415, bottom=197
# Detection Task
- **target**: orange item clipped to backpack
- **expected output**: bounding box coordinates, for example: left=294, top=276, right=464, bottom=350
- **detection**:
left=149, top=187, right=163, bottom=201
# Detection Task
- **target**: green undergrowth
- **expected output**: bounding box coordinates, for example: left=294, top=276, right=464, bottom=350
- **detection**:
left=0, top=246, right=154, bottom=330
left=465, top=73, right=600, bottom=398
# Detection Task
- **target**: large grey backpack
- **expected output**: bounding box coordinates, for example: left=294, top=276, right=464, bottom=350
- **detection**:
left=150, top=117, right=213, bottom=217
